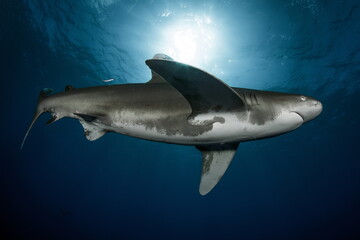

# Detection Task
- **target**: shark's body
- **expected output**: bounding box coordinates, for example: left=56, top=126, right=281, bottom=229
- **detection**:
left=22, top=54, right=322, bottom=195
left=41, top=84, right=305, bottom=145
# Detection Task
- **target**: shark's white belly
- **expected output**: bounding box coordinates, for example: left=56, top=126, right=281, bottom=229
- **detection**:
left=102, top=111, right=303, bottom=145
left=205, top=111, right=303, bottom=142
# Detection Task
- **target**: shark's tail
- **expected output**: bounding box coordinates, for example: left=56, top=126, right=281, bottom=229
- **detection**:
left=20, top=88, right=53, bottom=150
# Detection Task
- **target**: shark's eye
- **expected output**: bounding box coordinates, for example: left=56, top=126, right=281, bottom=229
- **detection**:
left=300, top=96, right=306, bottom=101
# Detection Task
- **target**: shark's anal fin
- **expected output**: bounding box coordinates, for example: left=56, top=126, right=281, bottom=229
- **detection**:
left=196, top=142, right=240, bottom=195
left=145, top=59, right=245, bottom=125
left=74, top=113, right=106, bottom=141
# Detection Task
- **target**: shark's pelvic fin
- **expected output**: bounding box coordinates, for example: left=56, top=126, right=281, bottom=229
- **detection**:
left=78, top=119, right=106, bottom=141
left=196, top=142, right=240, bottom=195
left=145, top=59, right=245, bottom=125
left=74, top=113, right=107, bottom=141
left=74, top=113, right=99, bottom=122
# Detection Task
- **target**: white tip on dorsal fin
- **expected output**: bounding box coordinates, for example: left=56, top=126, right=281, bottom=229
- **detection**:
left=152, top=53, right=173, bottom=61
left=196, top=142, right=240, bottom=195
left=147, top=53, right=174, bottom=84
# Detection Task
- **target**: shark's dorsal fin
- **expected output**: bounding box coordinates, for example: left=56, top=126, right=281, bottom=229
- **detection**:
left=196, top=142, right=239, bottom=195
left=145, top=59, right=245, bottom=125
left=39, top=88, right=53, bottom=101
left=148, top=71, right=167, bottom=84
left=147, top=54, right=173, bottom=84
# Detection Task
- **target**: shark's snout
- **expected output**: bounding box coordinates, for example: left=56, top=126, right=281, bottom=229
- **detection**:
left=296, top=98, right=323, bottom=123
left=314, top=100, right=323, bottom=115
left=305, top=99, right=322, bottom=122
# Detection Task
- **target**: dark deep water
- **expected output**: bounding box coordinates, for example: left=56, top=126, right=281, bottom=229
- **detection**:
left=1, top=0, right=360, bottom=239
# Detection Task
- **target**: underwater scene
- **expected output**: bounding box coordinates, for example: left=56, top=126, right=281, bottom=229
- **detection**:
left=1, top=0, right=360, bottom=239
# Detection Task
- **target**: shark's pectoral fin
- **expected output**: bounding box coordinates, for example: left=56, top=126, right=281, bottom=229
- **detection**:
left=145, top=58, right=245, bottom=126
left=196, top=142, right=240, bottom=195
left=74, top=113, right=107, bottom=141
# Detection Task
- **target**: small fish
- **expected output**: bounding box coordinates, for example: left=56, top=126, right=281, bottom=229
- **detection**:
left=102, top=78, right=114, bottom=82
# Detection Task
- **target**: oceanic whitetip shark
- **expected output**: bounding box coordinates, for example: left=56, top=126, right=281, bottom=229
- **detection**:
left=21, top=53, right=322, bottom=195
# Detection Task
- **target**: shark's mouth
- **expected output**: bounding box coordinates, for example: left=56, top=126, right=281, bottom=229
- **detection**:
left=292, top=111, right=305, bottom=122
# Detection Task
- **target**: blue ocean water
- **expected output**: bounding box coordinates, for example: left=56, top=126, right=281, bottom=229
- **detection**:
left=1, top=0, right=360, bottom=239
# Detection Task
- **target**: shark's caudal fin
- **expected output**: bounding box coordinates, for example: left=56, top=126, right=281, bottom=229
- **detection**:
left=20, top=110, right=43, bottom=150
left=20, top=88, right=52, bottom=149
left=196, top=142, right=240, bottom=195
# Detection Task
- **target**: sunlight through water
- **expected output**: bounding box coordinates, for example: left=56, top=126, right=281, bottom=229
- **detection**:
left=157, top=13, right=218, bottom=67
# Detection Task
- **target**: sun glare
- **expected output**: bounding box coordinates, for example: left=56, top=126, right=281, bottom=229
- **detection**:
left=172, top=29, right=197, bottom=63
left=158, top=14, right=217, bottom=67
